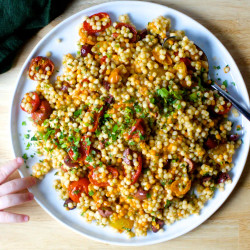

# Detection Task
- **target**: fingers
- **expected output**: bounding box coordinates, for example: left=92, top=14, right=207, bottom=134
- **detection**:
left=0, top=158, right=24, bottom=184
left=0, top=192, right=34, bottom=210
left=0, top=176, right=36, bottom=197
left=0, top=211, right=29, bottom=223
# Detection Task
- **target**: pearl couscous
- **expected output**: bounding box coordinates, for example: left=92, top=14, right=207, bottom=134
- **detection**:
left=20, top=13, right=241, bottom=237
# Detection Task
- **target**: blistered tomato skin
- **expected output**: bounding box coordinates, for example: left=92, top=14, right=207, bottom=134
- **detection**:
left=20, top=92, right=40, bottom=114
left=28, top=56, right=54, bottom=81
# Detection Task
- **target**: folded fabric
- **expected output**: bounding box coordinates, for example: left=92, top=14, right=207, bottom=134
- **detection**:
left=0, top=0, right=69, bottom=74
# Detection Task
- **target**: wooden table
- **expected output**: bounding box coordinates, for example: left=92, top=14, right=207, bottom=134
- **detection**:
left=0, top=0, right=249, bottom=249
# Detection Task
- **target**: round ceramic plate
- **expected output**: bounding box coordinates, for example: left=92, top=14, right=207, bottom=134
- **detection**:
left=10, top=1, right=250, bottom=246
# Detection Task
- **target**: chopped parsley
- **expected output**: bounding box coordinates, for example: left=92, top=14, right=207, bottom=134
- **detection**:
left=25, top=142, right=31, bottom=150
left=231, top=82, right=236, bottom=86
left=122, top=227, right=131, bottom=232
left=222, top=80, right=228, bottom=87
left=189, top=92, right=198, bottom=102
left=88, top=190, right=94, bottom=196
left=128, top=141, right=136, bottom=146
left=74, top=109, right=82, bottom=117
left=165, top=199, right=172, bottom=208
left=73, top=190, right=80, bottom=195
left=213, top=65, right=221, bottom=70
left=157, top=88, right=169, bottom=99
left=146, top=193, right=151, bottom=199
left=85, top=137, right=91, bottom=146
left=31, top=135, right=38, bottom=141
left=22, top=121, right=27, bottom=126
left=149, top=98, right=155, bottom=104
left=22, top=153, right=28, bottom=160
left=24, top=134, right=30, bottom=139
left=86, top=155, right=93, bottom=162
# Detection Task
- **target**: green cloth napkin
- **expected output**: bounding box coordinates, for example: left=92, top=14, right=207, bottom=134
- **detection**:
left=0, top=0, right=69, bottom=74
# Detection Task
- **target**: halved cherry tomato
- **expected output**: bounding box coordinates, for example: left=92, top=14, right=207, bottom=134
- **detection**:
left=83, top=12, right=111, bottom=34
left=152, top=48, right=172, bottom=65
left=128, top=118, right=146, bottom=140
left=114, top=23, right=137, bottom=42
left=123, top=148, right=143, bottom=185
left=20, top=91, right=40, bottom=113
left=205, top=137, right=218, bottom=149
left=89, top=166, right=119, bottom=187
left=68, top=178, right=90, bottom=202
left=171, top=179, right=191, bottom=197
left=217, top=102, right=232, bottom=115
left=28, top=56, right=54, bottom=80
left=31, top=100, right=52, bottom=125
left=90, top=107, right=104, bottom=132
left=131, top=154, right=142, bottom=185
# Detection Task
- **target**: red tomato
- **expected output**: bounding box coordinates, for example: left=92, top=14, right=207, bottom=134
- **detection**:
left=217, top=102, right=232, bottom=115
left=31, top=100, right=52, bottom=125
left=89, top=166, right=119, bottom=187
left=205, top=137, right=218, bottom=149
left=180, top=57, right=195, bottom=71
left=131, top=154, right=142, bottom=185
left=115, top=23, right=137, bottom=42
left=83, top=12, right=111, bottom=34
left=90, top=107, right=104, bottom=132
left=128, top=118, right=146, bottom=140
left=20, top=91, right=40, bottom=113
left=68, top=178, right=90, bottom=202
left=28, top=56, right=54, bottom=80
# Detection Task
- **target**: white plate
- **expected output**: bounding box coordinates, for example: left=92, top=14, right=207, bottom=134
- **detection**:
left=10, top=1, right=250, bottom=246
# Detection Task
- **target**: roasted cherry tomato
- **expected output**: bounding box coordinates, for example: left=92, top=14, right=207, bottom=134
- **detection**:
left=217, top=102, right=232, bottom=115
left=123, top=148, right=143, bottom=185
left=171, top=179, right=191, bottom=197
left=128, top=118, right=146, bottom=140
left=152, top=48, right=172, bottom=65
left=205, top=137, right=218, bottom=149
left=180, top=57, right=195, bottom=71
left=90, top=107, right=104, bottom=132
left=89, top=166, right=119, bottom=187
left=20, top=91, right=40, bottom=114
left=31, top=100, right=52, bottom=125
left=131, top=154, right=142, bottom=185
left=28, top=56, right=54, bottom=80
left=115, top=23, right=137, bottom=42
left=83, top=12, right=111, bottom=34
left=68, top=178, right=90, bottom=202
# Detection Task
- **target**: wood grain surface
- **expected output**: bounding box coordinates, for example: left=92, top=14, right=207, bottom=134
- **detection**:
left=0, top=0, right=249, bottom=249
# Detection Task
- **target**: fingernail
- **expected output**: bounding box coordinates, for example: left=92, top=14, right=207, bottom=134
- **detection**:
left=24, top=216, right=29, bottom=222
left=17, top=157, right=24, bottom=164
left=29, top=193, right=34, bottom=200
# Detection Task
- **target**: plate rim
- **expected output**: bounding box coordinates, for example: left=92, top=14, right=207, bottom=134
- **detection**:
left=10, top=0, right=250, bottom=246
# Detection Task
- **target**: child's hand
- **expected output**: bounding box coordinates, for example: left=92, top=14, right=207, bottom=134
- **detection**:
left=0, top=157, right=36, bottom=223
